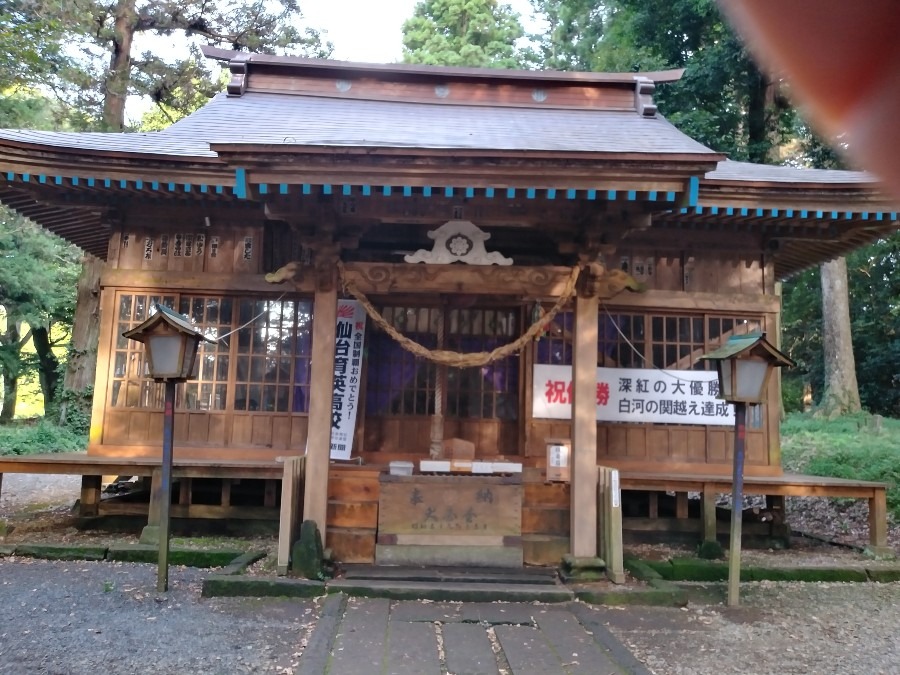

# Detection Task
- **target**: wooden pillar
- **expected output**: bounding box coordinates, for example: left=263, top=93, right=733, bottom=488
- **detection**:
left=79, top=475, right=102, bottom=517
left=702, top=485, right=717, bottom=542
left=869, top=490, right=888, bottom=549
left=570, top=292, right=598, bottom=557
left=304, top=270, right=338, bottom=537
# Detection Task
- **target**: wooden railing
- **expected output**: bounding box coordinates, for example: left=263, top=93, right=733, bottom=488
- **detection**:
left=598, top=466, right=625, bottom=583
left=277, top=455, right=307, bottom=575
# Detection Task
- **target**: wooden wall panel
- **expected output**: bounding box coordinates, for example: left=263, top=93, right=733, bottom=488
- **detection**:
left=667, top=428, right=689, bottom=461
left=231, top=415, right=252, bottom=446
left=290, top=416, right=309, bottom=449
left=746, top=431, right=766, bottom=465
left=187, top=413, right=210, bottom=444
left=128, top=411, right=151, bottom=443
left=707, top=428, right=728, bottom=463
left=606, top=425, right=628, bottom=457
left=654, top=254, right=683, bottom=292
left=626, top=427, right=647, bottom=459
left=208, top=415, right=227, bottom=446
left=251, top=416, right=274, bottom=446
left=104, top=410, right=130, bottom=444
left=149, top=412, right=163, bottom=443
left=647, top=428, right=669, bottom=461
left=688, top=429, right=707, bottom=462
left=718, top=257, right=744, bottom=294
left=271, top=417, right=292, bottom=448
left=173, top=413, right=189, bottom=442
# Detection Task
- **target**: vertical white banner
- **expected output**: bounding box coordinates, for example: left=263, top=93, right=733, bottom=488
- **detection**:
left=330, top=299, right=367, bottom=460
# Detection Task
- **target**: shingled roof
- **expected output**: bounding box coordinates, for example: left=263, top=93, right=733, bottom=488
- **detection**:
left=0, top=50, right=895, bottom=274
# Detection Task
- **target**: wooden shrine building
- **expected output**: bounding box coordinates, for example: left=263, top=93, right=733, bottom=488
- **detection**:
left=0, top=49, right=896, bottom=566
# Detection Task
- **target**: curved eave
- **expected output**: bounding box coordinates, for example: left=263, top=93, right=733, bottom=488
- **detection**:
left=0, top=138, right=228, bottom=185
left=212, top=144, right=724, bottom=191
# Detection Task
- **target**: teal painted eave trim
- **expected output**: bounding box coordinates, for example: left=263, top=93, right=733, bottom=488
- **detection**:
left=674, top=203, right=899, bottom=222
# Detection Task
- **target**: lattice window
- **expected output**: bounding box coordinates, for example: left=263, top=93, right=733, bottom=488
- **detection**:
left=536, top=311, right=761, bottom=371
left=366, top=306, right=520, bottom=420
left=234, top=298, right=313, bottom=413
left=179, top=297, right=232, bottom=411
left=111, top=293, right=176, bottom=408
left=111, top=293, right=313, bottom=413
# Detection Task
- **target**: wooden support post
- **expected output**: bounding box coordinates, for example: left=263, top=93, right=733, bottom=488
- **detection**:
left=676, top=492, right=689, bottom=519
left=179, top=478, right=192, bottom=506
left=702, top=486, right=717, bottom=542
left=264, top=480, right=277, bottom=508
left=304, top=271, right=338, bottom=537
left=570, top=292, right=598, bottom=557
left=220, top=479, right=232, bottom=508
left=79, top=475, right=102, bottom=517
left=869, top=491, right=888, bottom=549
left=648, top=491, right=659, bottom=518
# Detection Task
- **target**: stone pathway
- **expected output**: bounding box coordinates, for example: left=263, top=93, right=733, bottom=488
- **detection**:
left=298, top=594, right=649, bottom=675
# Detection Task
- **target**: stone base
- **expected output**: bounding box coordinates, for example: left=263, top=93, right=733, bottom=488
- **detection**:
left=139, top=525, right=160, bottom=545
left=376, top=544, right=523, bottom=568
left=560, top=555, right=607, bottom=582
left=864, top=546, right=897, bottom=560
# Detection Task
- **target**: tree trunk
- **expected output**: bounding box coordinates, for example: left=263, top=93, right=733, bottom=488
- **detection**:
left=102, top=0, right=137, bottom=131
left=59, top=256, right=103, bottom=428
left=0, top=321, right=20, bottom=423
left=32, top=325, right=60, bottom=409
left=819, top=257, right=861, bottom=416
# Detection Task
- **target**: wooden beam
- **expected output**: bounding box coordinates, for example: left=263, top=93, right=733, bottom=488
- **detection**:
left=343, top=262, right=575, bottom=298
left=303, top=267, right=338, bottom=536
left=570, top=292, right=598, bottom=557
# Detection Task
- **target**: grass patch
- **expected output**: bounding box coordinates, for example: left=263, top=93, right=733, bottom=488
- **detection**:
left=0, top=419, right=87, bottom=456
left=781, top=412, right=900, bottom=519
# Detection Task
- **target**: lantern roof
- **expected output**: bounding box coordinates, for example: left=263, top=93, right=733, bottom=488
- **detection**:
left=699, top=332, right=794, bottom=367
left=122, top=304, right=215, bottom=343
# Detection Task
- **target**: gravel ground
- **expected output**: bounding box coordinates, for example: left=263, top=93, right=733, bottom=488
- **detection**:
left=606, top=582, right=900, bottom=675
left=0, top=558, right=317, bottom=675
left=4, top=474, right=900, bottom=675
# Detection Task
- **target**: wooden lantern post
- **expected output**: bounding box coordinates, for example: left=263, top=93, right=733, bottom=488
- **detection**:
left=123, top=304, right=213, bottom=592
left=700, top=332, right=793, bottom=607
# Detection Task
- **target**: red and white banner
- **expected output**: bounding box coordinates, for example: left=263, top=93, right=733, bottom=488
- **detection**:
left=533, top=365, right=734, bottom=426
left=330, top=300, right=367, bottom=460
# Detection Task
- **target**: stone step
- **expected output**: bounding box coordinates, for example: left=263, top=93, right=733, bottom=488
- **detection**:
left=327, top=578, right=574, bottom=603
left=342, top=564, right=558, bottom=586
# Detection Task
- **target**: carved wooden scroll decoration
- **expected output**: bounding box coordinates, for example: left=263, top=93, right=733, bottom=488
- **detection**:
left=577, top=261, right=646, bottom=300
left=633, top=76, right=658, bottom=118
left=404, top=220, right=513, bottom=266
left=227, top=53, right=251, bottom=97
left=344, top=263, right=572, bottom=297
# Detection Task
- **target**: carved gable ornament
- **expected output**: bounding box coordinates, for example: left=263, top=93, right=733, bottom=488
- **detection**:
left=404, top=220, right=513, bottom=266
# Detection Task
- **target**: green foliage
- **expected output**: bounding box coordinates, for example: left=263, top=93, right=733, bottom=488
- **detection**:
left=528, top=0, right=604, bottom=71
left=13, top=1, right=332, bottom=130
left=781, top=232, right=900, bottom=417
left=781, top=413, right=900, bottom=519
left=590, top=0, right=795, bottom=163
left=402, top=0, right=529, bottom=68
left=55, top=386, right=94, bottom=436
left=0, top=1, right=71, bottom=90
left=0, top=419, right=87, bottom=455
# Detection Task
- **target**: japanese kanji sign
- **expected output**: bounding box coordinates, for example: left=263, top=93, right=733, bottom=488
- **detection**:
left=330, top=299, right=367, bottom=460
left=533, top=365, right=734, bottom=425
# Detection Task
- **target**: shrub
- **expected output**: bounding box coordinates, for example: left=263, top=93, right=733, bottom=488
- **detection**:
left=0, top=420, right=87, bottom=456
left=781, top=412, right=900, bottom=519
